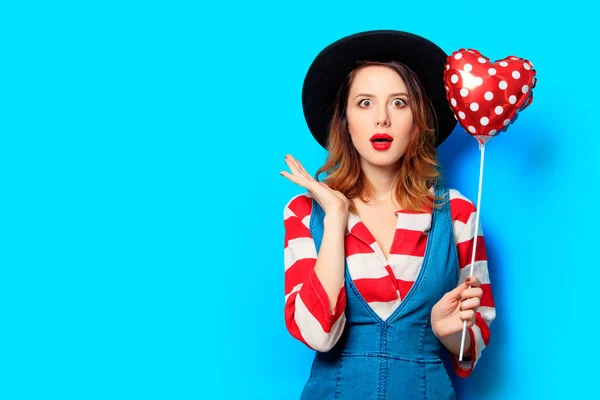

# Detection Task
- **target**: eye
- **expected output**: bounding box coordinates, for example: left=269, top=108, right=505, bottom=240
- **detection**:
left=358, top=99, right=372, bottom=107
left=393, top=98, right=407, bottom=107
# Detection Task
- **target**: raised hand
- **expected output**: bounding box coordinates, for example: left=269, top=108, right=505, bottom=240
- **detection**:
left=280, top=154, right=349, bottom=217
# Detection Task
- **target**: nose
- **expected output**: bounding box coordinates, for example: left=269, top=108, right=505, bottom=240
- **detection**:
left=375, top=106, right=390, bottom=128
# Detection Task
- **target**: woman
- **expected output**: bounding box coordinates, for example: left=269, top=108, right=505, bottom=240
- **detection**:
left=281, top=30, right=495, bottom=399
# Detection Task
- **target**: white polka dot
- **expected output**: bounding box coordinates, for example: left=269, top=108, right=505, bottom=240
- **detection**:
left=503, top=119, right=511, bottom=126
left=484, top=91, right=494, bottom=101
left=488, top=68, right=496, bottom=75
left=475, top=77, right=483, bottom=86
left=455, top=53, right=463, bottom=60
left=470, top=102, right=479, bottom=111
left=445, top=86, right=449, bottom=92
left=495, top=106, right=503, bottom=115
left=454, top=114, right=458, bottom=120
left=522, top=85, right=529, bottom=93
left=464, top=63, right=473, bottom=72
left=524, top=62, right=531, bottom=70
left=512, top=71, right=521, bottom=79
left=460, top=88, right=469, bottom=97
left=499, top=61, right=508, bottom=67
left=451, top=98, right=457, bottom=107
left=451, top=74, right=459, bottom=83
left=510, top=57, right=519, bottom=60
left=499, top=81, right=508, bottom=90
left=490, top=129, right=498, bottom=135
left=509, top=95, right=517, bottom=104
left=478, top=57, right=487, bottom=63
left=459, top=111, right=466, bottom=119
left=445, top=64, right=450, bottom=70
left=480, top=117, right=489, bottom=126
left=468, top=126, right=476, bottom=133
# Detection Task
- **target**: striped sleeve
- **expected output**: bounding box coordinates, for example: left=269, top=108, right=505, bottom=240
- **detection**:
left=283, top=193, right=347, bottom=352
left=448, top=189, right=496, bottom=378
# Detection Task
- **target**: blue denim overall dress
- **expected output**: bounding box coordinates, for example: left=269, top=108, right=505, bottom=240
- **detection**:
left=300, top=181, right=458, bottom=400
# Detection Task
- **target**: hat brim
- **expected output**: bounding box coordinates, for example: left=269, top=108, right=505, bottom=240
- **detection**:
left=302, top=30, right=457, bottom=149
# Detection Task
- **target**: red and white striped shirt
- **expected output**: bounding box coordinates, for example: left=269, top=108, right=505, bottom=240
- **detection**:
left=283, top=187, right=495, bottom=378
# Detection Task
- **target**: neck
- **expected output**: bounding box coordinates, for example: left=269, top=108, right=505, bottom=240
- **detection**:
left=360, top=160, right=402, bottom=202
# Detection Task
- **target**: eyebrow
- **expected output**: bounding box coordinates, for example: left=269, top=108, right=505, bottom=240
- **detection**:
left=354, top=92, right=408, bottom=99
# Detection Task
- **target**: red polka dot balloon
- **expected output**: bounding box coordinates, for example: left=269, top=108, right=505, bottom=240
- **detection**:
left=443, top=48, right=537, bottom=145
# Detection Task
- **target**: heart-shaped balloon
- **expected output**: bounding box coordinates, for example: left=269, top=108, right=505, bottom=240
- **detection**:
left=443, top=48, right=537, bottom=145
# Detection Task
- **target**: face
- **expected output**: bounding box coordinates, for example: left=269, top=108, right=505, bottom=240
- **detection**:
left=346, top=65, right=414, bottom=168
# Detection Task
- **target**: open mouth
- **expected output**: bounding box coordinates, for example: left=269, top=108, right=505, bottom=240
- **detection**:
left=370, top=136, right=393, bottom=151
left=370, top=133, right=393, bottom=142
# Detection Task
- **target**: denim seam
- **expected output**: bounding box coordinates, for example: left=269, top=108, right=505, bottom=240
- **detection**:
left=379, top=357, right=388, bottom=400
left=333, top=352, right=444, bottom=364
left=333, top=355, right=342, bottom=400
left=378, top=324, right=387, bottom=400
left=421, top=321, right=427, bottom=399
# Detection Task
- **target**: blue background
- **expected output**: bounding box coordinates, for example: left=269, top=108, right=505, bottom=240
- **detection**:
left=1, top=0, right=597, bottom=399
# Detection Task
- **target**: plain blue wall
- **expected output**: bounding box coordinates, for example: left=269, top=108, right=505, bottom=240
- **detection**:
left=1, top=0, right=597, bottom=399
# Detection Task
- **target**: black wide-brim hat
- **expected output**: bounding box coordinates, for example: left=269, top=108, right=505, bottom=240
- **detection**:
left=302, top=29, right=457, bottom=149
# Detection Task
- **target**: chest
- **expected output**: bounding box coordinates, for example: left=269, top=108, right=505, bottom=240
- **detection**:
left=352, top=200, right=400, bottom=259
left=340, top=198, right=456, bottom=322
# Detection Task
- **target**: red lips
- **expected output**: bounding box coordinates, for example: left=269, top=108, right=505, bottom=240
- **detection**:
left=370, top=133, right=393, bottom=141
left=370, top=133, right=393, bottom=151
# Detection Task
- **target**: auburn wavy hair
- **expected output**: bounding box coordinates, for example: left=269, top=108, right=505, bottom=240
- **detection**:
left=314, top=61, right=449, bottom=214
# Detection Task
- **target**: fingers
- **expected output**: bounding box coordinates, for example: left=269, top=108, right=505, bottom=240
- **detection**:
left=292, top=155, right=312, bottom=178
left=464, top=276, right=481, bottom=287
left=460, top=297, right=480, bottom=311
left=447, top=281, right=469, bottom=298
left=286, top=154, right=313, bottom=181
left=289, top=156, right=304, bottom=176
left=281, top=155, right=311, bottom=187
left=448, top=276, right=483, bottom=302
left=281, top=171, right=313, bottom=190
left=459, top=287, right=483, bottom=301
left=284, top=154, right=302, bottom=176
left=459, top=310, right=476, bottom=327
left=280, top=154, right=348, bottom=215
left=281, top=155, right=335, bottom=205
